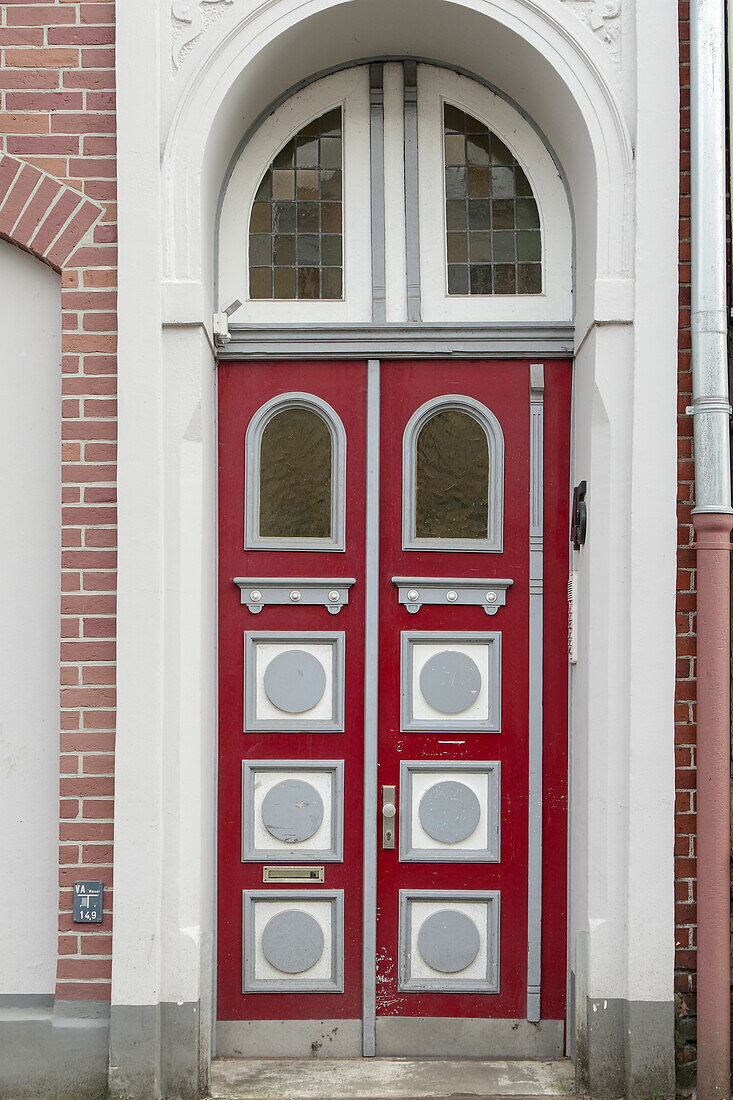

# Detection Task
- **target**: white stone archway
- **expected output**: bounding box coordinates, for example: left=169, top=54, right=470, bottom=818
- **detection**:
left=112, top=1, right=679, bottom=1095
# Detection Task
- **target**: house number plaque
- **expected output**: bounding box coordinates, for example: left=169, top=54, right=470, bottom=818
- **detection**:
left=73, top=881, right=103, bottom=923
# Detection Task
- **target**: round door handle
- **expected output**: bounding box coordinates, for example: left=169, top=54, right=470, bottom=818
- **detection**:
left=383, top=803, right=397, bottom=819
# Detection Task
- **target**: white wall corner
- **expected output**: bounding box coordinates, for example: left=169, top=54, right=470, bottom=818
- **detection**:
left=162, top=279, right=213, bottom=331
left=594, top=278, right=635, bottom=324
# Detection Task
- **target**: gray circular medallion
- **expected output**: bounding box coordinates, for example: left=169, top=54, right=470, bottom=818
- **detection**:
left=419, top=650, right=482, bottom=714
left=418, top=780, right=481, bottom=843
left=261, top=909, right=324, bottom=974
left=417, top=909, right=481, bottom=974
left=263, top=649, right=327, bottom=714
left=261, top=779, right=324, bottom=844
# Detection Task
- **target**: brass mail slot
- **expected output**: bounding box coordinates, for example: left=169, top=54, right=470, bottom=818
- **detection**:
left=262, top=865, right=325, bottom=884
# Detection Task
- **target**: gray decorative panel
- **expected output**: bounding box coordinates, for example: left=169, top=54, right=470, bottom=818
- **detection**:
left=261, top=910, right=325, bottom=973
left=398, top=889, right=500, bottom=993
left=419, top=651, right=482, bottom=713
left=234, top=577, right=356, bottom=615
left=400, top=631, right=501, bottom=732
left=417, top=910, right=481, bottom=973
left=392, top=576, right=513, bottom=615
left=243, top=890, right=344, bottom=993
left=419, top=781, right=481, bottom=843
left=399, top=760, right=500, bottom=862
left=261, top=780, right=324, bottom=842
left=243, top=632, right=345, bottom=732
left=264, top=651, right=327, bottom=713
left=242, top=760, right=344, bottom=862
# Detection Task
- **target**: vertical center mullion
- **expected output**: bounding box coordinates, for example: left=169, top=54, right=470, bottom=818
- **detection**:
left=403, top=59, right=422, bottom=322
left=370, top=64, right=386, bottom=323
left=362, top=358, right=381, bottom=1055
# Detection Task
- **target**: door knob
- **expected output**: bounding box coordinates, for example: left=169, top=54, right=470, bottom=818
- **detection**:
left=382, top=785, right=397, bottom=849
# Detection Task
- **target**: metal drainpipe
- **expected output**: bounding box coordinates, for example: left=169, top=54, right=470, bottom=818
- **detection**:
left=691, top=0, right=733, bottom=1096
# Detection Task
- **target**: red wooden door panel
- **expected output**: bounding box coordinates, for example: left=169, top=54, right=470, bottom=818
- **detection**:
left=374, top=359, right=570, bottom=1023
left=377, top=360, right=525, bottom=1018
left=218, top=360, right=367, bottom=1022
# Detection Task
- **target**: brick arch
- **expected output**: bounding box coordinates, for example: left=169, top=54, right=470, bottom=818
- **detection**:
left=0, top=152, right=102, bottom=271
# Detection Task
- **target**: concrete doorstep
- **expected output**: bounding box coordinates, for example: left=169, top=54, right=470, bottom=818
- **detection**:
left=209, top=1057, right=576, bottom=1099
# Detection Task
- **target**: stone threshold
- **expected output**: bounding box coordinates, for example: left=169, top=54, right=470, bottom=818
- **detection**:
left=210, top=1056, right=575, bottom=1099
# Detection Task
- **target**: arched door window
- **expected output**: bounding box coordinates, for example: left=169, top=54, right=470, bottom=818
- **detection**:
left=403, top=396, right=504, bottom=551
left=245, top=393, right=347, bottom=550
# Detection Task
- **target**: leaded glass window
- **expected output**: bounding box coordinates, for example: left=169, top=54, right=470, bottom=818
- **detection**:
left=403, top=395, right=504, bottom=552
left=443, top=103, right=542, bottom=296
left=245, top=393, right=347, bottom=551
left=259, top=408, right=332, bottom=537
left=248, top=108, right=343, bottom=300
left=415, top=410, right=489, bottom=539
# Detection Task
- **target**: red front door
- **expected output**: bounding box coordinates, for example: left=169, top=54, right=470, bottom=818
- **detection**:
left=217, top=358, right=570, bottom=1057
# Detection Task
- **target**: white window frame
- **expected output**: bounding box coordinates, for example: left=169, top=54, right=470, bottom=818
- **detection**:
left=219, top=68, right=372, bottom=323
left=416, top=65, right=572, bottom=323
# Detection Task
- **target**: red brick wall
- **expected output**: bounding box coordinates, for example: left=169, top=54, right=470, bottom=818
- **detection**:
left=675, top=0, right=699, bottom=1085
left=0, top=0, right=117, bottom=1002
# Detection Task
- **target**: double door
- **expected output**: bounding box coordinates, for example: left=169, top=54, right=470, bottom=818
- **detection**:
left=217, top=358, right=570, bottom=1056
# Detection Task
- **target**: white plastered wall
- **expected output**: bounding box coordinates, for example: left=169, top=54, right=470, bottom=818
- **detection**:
left=114, top=0, right=679, bottom=1059
left=0, top=240, right=61, bottom=996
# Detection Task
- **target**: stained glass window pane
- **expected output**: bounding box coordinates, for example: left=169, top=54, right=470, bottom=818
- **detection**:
left=249, top=108, right=343, bottom=300
left=259, top=408, right=332, bottom=538
left=415, top=410, right=489, bottom=539
left=443, top=103, right=542, bottom=295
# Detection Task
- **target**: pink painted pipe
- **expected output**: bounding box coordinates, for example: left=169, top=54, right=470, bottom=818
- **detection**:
left=694, top=511, right=733, bottom=1100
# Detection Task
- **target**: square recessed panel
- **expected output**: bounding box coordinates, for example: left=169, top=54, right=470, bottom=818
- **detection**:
left=242, top=889, right=344, bottom=993
left=399, top=760, right=500, bottom=862
left=400, top=631, right=501, bottom=732
left=244, top=632, right=345, bottom=732
left=242, top=760, right=344, bottom=862
left=398, top=889, right=500, bottom=993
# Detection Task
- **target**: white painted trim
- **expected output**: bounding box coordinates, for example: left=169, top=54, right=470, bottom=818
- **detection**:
left=0, top=243, right=61, bottom=997
left=383, top=63, right=408, bottom=322
left=219, top=67, right=372, bottom=323
left=417, top=65, right=572, bottom=322
left=109, top=0, right=679, bottom=1078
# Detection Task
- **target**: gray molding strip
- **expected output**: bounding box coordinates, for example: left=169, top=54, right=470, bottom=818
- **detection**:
left=234, top=577, right=356, bottom=614
left=403, top=60, right=421, bottom=322
left=370, top=63, right=387, bottom=323
left=527, top=362, right=545, bottom=1022
left=392, top=576, right=513, bottom=615
left=362, top=359, right=380, bottom=1056
left=219, top=323, right=574, bottom=359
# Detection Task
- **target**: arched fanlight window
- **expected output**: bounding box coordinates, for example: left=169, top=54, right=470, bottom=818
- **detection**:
left=403, top=396, right=504, bottom=551
left=248, top=108, right=343, bottom=301
left=245, top=393, right=346, bottom=550
left=443, top=103, right=542, bottom=296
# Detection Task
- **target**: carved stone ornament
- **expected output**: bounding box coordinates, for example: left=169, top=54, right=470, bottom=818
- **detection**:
left=560, top=0, right=622, bottom=60
left=171, top=0, right=235, bottom=70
